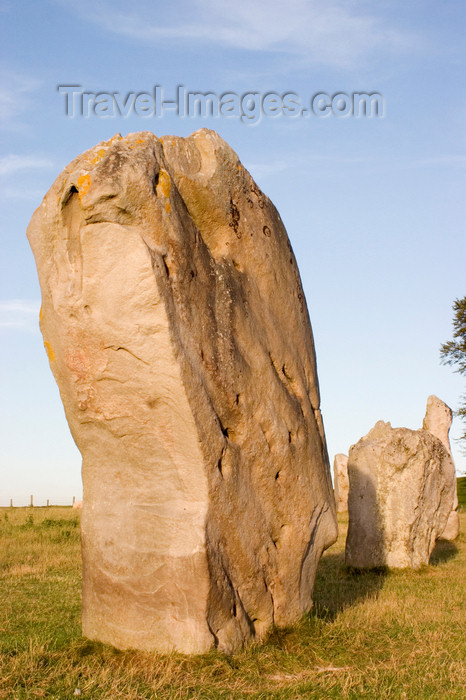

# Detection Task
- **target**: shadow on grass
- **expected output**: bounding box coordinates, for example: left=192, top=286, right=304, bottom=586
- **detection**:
left=429, top=538, right=458, bottom=566
left=312, top=533, right=459, bottom=622
left=311, top=550, right=387, bottom=622
left=312, top=470, right=388, bottom=621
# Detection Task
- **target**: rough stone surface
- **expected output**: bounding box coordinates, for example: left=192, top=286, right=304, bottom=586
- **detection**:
left=27, top=130, right=337, bottom=654
left=441, top=508, right=460, bottom=541
left=333, top=453, right=349, bottom=512
left=422, top=395, right=453, bottom=451
left=422, top=395, right=459, bottom=540
left=345, top=420, right=456, bottom=569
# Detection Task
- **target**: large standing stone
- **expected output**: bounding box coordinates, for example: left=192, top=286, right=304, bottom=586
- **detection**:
left=422, top=395, right=459, bottom=540
left=27, top=130, right=337, bottom=654
left=345, top=420, right=455, bottom=569
left=333, top=453, right=349, bottom=512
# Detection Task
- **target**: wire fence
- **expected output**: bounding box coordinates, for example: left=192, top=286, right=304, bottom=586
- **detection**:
left=5, top=496, right=82, bottom=508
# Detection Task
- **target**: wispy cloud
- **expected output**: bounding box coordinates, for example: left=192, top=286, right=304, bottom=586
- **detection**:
left=0, top=68, right=42, bottom=130
left=414, top=155, right=466, bottom=168
left=246, top=159, right=294, bottom=180
left=0, top=154, right=54, bottom=177
left=1, top=186, right=48, bottom=202
left=246, top=151, right=466, bottom=185
left=60, top=0, right=419, bottom=70
left=0, top=300, right=41, bottom=332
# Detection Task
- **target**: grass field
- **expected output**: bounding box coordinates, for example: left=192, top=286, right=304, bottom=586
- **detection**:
left=1, top=486, right=465, bottom=699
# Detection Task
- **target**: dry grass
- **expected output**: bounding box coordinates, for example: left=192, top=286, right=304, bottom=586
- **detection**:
left=0, top=505, right=465, bottom=698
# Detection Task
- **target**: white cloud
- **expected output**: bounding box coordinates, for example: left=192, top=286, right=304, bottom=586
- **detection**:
left=59, top=0, right=419, bottom=70
left=246, top=159, right=294, bottom=180
left=0, top=154, right=53, bottom=177
left=415, top=155, right=466, bottom=168
left=246, top=151, right=375, bottom=180
left=246, top=151, right=466, bottom=186
left=0, top=68, right=42, bottom=129
left=0, top=300, right=41, bottom=332
left=1, top=186, right=47, bottom=201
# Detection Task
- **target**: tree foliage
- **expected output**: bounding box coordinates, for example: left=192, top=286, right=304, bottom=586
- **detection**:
left=440, top=296, right=466, bottom=442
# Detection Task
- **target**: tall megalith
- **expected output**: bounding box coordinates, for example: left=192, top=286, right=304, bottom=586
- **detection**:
left=27, top=130, right=337, bottom=653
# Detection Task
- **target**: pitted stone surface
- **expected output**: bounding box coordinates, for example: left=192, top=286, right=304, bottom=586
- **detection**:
left=27, top=130, right=337, bottom=653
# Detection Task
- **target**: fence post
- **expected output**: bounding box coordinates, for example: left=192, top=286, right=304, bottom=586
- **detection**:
left=47, top=499, right=50, bottom=507
left=10, top=498, right=13, bottom=508
left=30, top=495, right=33, bottom=507
left=72, top=496, right=75, bottom=505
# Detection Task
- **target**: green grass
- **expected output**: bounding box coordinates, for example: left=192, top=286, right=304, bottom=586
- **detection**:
left=457, top=476, right=466, bottom=508
left=1, top=505, right=465, bottom=699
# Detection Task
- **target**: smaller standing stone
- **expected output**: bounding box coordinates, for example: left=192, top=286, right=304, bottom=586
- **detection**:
left=333, top=454, right=349, bottom=512
left=345, top=420, right=456, bottom=569
left=422, top=395, right=459, bottom=540
left=422, top=395, right=453, bottom=452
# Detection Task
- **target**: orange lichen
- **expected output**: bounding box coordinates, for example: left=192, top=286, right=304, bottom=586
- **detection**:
left=107, top=133, right=122, bottom=143
left=129, top=137, right=146, bottom=148
left=39, top=305, right=43, bottom=321
left=90, top=148, right=106, bottom=165
left=158, top=169, right=171, bottom=198
left=44, top=341, right=55, bottom=362
left=77, top=173, right=91, bottom=199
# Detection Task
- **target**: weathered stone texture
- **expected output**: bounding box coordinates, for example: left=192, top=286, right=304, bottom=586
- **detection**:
left=422, top=395, right=459, bottom=540
left=333, top=453, right=349, bottom=512
left=345, top=420, right=456, bottom=570
left=27, top=130, right=337, bottom=653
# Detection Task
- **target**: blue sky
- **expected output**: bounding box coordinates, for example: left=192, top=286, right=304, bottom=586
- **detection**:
left=1, top=0, right=465, bottom=505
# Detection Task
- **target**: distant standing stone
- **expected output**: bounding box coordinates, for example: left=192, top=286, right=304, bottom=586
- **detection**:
left=345, top=420, right=455, bottom=569
left=333, top=454, right=349, bottom=512
left=422, top=395, right=459, bottom=540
